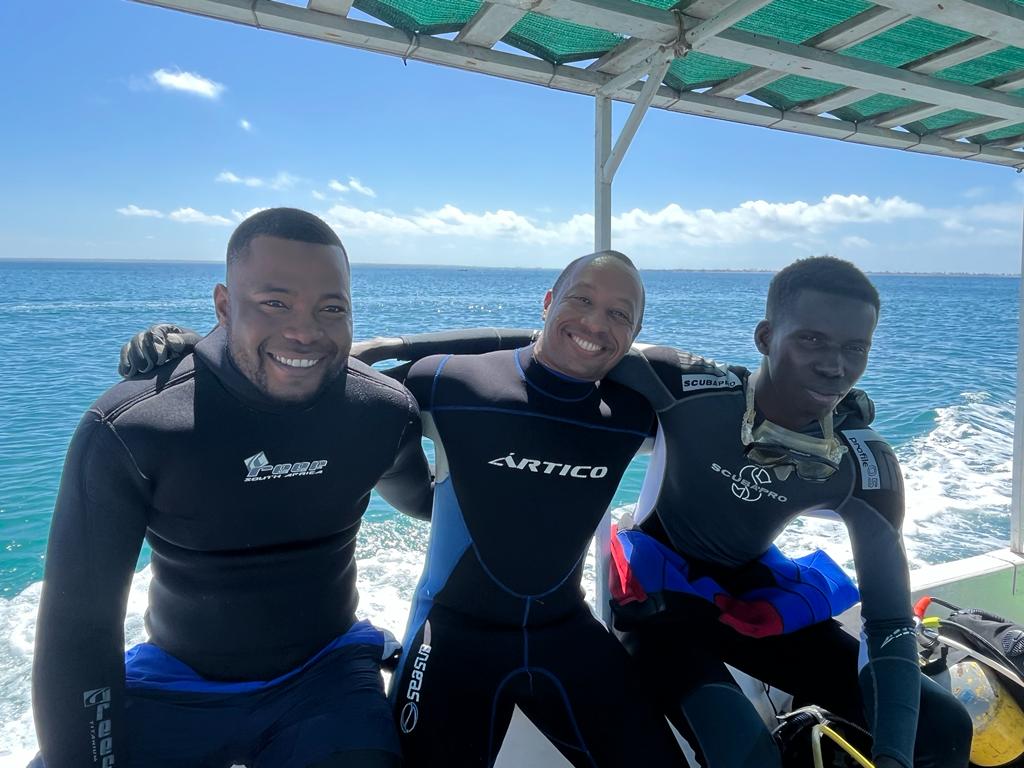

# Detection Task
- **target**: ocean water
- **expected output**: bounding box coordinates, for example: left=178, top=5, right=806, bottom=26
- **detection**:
left=0, top=260, right=1018, bottom=761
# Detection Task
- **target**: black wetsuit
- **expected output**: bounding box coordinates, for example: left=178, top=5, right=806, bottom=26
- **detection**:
left=375, top=329, right=972, bottom=768
left=32, top=326, right=432, bottom=768
left=386, top=346, right=683, bottom=767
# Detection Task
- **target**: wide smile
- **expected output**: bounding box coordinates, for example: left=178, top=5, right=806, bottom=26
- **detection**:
left=268, top=352, right=324, bottom=371
left=566, top=331, right=607, bottom=355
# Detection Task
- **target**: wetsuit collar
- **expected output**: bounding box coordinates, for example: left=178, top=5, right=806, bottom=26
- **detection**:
left=517, top=345, right=598, bottom=402
left=195, top=325, right=344, bottom=414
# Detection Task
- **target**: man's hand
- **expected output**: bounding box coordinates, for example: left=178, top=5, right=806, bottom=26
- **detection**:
left=119, top=324, right=201, bottom=378
left=350, top=337, right=405, bottom=365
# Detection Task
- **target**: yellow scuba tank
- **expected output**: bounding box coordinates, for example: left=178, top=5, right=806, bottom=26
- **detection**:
left=947, top=659, right=1024, bottom=767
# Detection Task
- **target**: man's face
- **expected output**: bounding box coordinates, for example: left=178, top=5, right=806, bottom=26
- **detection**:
left=755, top=289, right=877, bottom=428
left=534, top=258, right=643, bottom=381
left=214, top=235, right=352, bottom=403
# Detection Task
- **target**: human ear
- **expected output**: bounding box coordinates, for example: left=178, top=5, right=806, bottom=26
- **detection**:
left=754, top=319, right=771, bottom=356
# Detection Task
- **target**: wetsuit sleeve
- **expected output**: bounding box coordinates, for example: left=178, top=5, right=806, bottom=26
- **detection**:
left=374, top=390, right=433, bottom=521
left=839, top=436, right=919, bottom=768
left=33, top=412, right=149, bottom=768
left=355, top=328, right=538, bottom=366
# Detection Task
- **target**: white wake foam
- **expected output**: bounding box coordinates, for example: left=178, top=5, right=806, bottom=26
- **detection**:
left=1, top=393, right=1016, bottom=762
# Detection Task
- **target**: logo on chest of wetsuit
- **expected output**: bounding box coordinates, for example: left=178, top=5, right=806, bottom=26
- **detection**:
left=710, top=463, right=789, bottom=503
left=487, top=452, right=608, bottom=479
left=243, top=450, right=328, bottom=483
left=680, top=371, right=742, bottom=391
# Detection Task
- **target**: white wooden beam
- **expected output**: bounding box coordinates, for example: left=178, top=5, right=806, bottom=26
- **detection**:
left=455, top=2, right=526, bottom=48
left=597, top=46, right=670, bottom=96
left=795, top=87, right=873, bottom=116
left=907, top=37, right=1005, bottom=76
left=705, top=7, right=908, bottom=98
left=872, top=103, right=948, bottom=129
left=869, top=0, right=1024, bottom=49
left=127, top=0, right=1024, bottom=169
left=986, top=133, right=1024, bottom=149
left=587, top=38, right=660, bottom=75
left=685, top=0, right=773, bottom=49
left=936, top=116, right=1019, bottom=140
left=499, top=0, right=1024, bottom=123
left=602, top=55, right=673, bottom=180
left=705, top=66, right=779, bottom=98
left=307, top=0, right=353, bottom=17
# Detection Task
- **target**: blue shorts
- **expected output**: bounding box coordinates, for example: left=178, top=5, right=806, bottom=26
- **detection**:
left=32, top=621, right=400, bottom=768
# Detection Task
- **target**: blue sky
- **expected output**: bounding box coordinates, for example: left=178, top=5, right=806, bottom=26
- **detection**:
left=2, top=0, right=1023, bottom=272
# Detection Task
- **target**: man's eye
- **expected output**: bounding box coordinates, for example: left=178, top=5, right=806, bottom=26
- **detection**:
left=610, top=309, right=631, bottom=323
left=262, top=300, right=287, bottom=309
left=322, top=305, right=349, bottom=315
left=570, top=295, right=592, bottom=305
left=845, top=344, right=868, bottom=355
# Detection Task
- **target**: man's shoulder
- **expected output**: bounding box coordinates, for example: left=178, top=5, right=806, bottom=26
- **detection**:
left=618, top=345, right=746, bottom=401
left=344, top=357, right=416, bottom=410
left=91, top=354, right=198, bottom=423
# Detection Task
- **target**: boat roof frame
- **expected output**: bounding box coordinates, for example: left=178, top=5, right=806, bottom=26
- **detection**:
left=129, top=0, right=1024, bottom=605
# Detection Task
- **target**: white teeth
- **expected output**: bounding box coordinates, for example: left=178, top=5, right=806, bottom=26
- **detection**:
left=571, top=335, right=601, bottom=353
left=272, top=354, right=320, bottom=369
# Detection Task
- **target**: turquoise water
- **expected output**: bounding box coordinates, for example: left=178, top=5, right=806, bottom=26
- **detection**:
left=0, top=260, right=1019, bottom=757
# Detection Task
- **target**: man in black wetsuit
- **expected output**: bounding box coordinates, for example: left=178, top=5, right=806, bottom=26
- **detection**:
left=113, top=250, right=685, bottom=767
left=352, top=257, right=971, bottom=768
left=31, top=208, right=432, bottom=768
left=382, top=251, right=683, bottom=767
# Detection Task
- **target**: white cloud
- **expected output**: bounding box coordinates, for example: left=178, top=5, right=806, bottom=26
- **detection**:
left=216, top=171, right=298, bottom=190
left=168, top=207, right=233, bottom=226
left=841, top=235, right=871, bottom=248
left=239, top=118, right=252, bottom=131
left=348, top=178, right=376, bottom=198
left=323, top=193, right=925, bottom=248
left=151, top=69, right=225, bottom=99
left=217, top=171, right=264, bottom=188
left=232, top=207, right=269, bottom=222
left=963, top=186, right=987, bottom=199
left=312, top=190, right=326, bottom=201
left=327, top=177, right=377, bottom=197
left=117, top=204, right=164, bottom=218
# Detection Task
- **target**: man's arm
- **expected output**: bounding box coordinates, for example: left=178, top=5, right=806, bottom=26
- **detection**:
left=352, top=328, right=536, bottom=366
left=33, top=412, right=149, bottom=768
left=374, top=391, right=433, bottom=521
left=839, top=434, right=920, bottom=768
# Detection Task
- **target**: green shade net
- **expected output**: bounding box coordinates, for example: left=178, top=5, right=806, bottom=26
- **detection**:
left=350, top=0, right=1024, bottom=146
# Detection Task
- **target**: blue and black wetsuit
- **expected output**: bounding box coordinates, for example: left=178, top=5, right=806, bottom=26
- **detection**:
left=32, top=326, right=433, bottom=768
left=386, top=346, right=683, bottom=767
left=373, top=329, right=972, bottom=768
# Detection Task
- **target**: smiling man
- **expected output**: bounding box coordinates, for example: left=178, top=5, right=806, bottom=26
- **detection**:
left=352, top=256, right=972, bottom=768
left=383, top=251, right=682, bottom=766
left=31, top=208, right=432, bottom=768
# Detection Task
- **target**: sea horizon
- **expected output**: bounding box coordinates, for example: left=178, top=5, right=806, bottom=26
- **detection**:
left=0, top=257, right=1019, bottom=278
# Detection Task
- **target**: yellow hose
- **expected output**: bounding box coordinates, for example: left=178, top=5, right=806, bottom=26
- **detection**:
left=810, top=723, right=875, bottom=768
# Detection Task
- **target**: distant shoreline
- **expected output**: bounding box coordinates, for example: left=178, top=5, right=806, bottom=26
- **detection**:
left=0, top=258, right=1018, bottom=278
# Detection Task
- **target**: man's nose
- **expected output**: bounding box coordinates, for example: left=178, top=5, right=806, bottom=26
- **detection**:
left=815, top=347, right=845, bottom=378
left=282, top=315, right=325, bottom=346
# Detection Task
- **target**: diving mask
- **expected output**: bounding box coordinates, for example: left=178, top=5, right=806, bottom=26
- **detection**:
left=741, top=370, right=847, bottom=482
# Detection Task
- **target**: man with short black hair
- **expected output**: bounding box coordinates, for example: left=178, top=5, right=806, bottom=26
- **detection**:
left=31, top=208, right=432, bottom=768
left=353, top=255, right=971, bottom=768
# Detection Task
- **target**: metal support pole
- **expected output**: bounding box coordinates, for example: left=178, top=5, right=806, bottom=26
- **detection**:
left=595, top=95, right=612, bottom=251
left=1012, top=206, right=1024, bottom=554
left=594, top=94, right=613, bottom=623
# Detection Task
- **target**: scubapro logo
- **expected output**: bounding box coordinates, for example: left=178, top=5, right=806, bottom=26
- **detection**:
left=710, top=463, right=788, bottom=503
left=243, top=451, right=327, bottom=483
left=488, top=452, right=608, bottom=479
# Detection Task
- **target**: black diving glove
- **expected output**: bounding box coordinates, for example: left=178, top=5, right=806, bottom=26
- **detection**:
left=118, top=323, right=201, bottom=379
